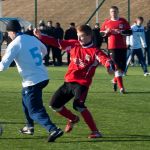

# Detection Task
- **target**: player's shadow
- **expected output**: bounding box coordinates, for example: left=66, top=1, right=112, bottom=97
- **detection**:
left=0, top=121, right=25, bottom=125
left=0, top=136, right=47, bottom=140
left=59, top=134, right=150, bottom=143
left=126, top=91, right=150, bottom=94
left=1, top=134, right=150, bottom=142
left=0, top=121, right=66, bottom=126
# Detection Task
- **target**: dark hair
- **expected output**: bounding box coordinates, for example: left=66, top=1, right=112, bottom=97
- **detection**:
left=47, top=20, right=52, bottom=24
left=56, top=22, right=60, bottom=27
left=110, top=6, right=119, bottom=11
left=77, top=25, right=92, bottom=36
left=70, top=22, right=75, bottom=26
left=6, top=20, right=21, bottom=32
left=137, top=16, right=144, bottom=22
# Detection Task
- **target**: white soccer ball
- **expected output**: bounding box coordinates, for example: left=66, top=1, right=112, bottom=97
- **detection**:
left=0, top=125, right=3, bottom=136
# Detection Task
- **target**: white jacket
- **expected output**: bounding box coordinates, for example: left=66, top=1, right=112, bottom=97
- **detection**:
left=126, top=24, right=147, bottom=49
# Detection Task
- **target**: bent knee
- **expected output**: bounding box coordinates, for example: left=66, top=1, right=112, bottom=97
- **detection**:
left=73, top=101, right=86, bottom=112
left=49, top=104, right=63, bottom=112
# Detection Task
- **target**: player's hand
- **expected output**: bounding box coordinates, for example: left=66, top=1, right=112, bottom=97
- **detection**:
left=111, top=29, right=121, bottom=34
left=33, top=28, right=41, bottom=38
left=127, top=45, right=131, bottom=49
left=100, top=28, right=111, bottom=37
left=105, top=60, right=115, bottom=75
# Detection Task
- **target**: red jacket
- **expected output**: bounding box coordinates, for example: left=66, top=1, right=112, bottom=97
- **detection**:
left=40, top=35, right=111, bottom=87
left=101, top=17, right=130, bottom=50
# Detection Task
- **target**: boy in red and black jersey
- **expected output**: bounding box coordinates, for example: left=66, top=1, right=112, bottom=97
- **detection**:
left=34, top=25, right=114, bottom=138
left=101, top=6, right=132, bottom=93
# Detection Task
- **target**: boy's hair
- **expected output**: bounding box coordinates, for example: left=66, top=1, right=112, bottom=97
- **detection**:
left=110, top=6, right=119, bottom=11
left=137, top=16, right=144, bottom=22
left=77, top=25, right=92, bottom=36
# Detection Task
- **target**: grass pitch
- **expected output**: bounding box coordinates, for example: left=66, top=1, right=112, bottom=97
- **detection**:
left=0, top=66, right=150, bottom=150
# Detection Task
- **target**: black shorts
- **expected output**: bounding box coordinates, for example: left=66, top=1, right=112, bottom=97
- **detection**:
left=50, top=82, right=89, bottom=109
left=110, top=49, right=127, bottom=72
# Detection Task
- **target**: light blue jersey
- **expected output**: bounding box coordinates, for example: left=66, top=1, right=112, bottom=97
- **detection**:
left=0, top=34, right=49, bottom=87
left=126, top=24, right=147, bottom=49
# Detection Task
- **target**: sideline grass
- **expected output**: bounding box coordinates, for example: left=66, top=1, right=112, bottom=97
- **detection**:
left=0, top=66, right=150, bottom=150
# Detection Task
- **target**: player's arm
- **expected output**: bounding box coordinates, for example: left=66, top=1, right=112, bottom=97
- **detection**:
left=121, top=19, right=132, bottom=36
left=96, top=50, right=115, bottom=74
left=34, top=28, right=78, bottom=51
left=100, top=20, right=111, bottom=37
left=140, top=29, right=147, bottom=48
left=0, top=44, right=19, bottom=71
left=39, top=40, right=47, bottom=58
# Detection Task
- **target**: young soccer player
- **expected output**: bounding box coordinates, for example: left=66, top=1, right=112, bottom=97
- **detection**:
left=101, top=6, right=132, bottom=93
left=126, top=17, right=150, bottom=76
left=34, top=24, right=114, bottom=138
left=0, top=20, right=63, bottom=142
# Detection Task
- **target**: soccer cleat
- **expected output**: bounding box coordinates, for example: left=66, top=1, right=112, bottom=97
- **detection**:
left=47, top=128, right=64, bottom=142
left=65, top=116, right=80, bottom=133
left=120, top=88, right=125, bottom=94
left=144, top=72, right=150, bottom=76
left=88, top=131, right=102, bottom=139
left=19, top=126, right=34, bottom=135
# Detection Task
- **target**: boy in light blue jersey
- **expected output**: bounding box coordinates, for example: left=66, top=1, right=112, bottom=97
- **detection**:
left=126, top=17, right=150, bottom=76
left=0, top=20, right=63, bottom=142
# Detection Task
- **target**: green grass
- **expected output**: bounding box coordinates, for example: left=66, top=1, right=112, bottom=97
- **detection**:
left=0, top=66, right=150, bottom=150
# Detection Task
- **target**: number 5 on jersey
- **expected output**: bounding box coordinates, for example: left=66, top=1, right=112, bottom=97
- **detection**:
left=29, top=47, right=42, bottom=66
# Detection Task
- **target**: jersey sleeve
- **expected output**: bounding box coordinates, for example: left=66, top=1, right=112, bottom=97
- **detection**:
left=39, top=35, right=79, bottom=51
left=100, top=19, right=108, bottom=31
left=38, top=40, right=47, bottom=58
left=0, top=43, right=20, bottom=71
left=95, top=50, right=111, bottom=68
left=140, top=29, right=147, bottom=48
left=123, top=19, right=131, bottom=30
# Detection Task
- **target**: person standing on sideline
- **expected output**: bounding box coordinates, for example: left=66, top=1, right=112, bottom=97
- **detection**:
left=53, top=22, right=64, bottom=66
left=0, top=30, right=3, bottom=61
left=126, top=17, right=150, bottom=76
left=145, top=20, right=150, bottom=65
left=0, top=20, right=63, bottom=142
left=64, top=22, right=78, bottom=65
left=101, top=6, right=132, bottom=93
left=92, top=23, right=103, bottom=48
left=44, top=20, right=56, bottom=66
left=34, top=24, right=114, bottom=139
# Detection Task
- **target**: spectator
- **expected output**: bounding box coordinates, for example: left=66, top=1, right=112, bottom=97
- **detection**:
left=145, top=20, right=150, bottom=65
left=44, top=20, right=55, bottom=66
left=25, top=24, right=34, bottom=36
left=92, top=23, right=103, bottom=48
left=38, top=20, right=47, bottom=34
left=64, top=22, right=78, bottom=65
left=46, top=20, right=55, bottom=37
left=53, top=22, right=64, bottom=66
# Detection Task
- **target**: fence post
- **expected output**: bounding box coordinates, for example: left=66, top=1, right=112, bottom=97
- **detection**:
left=85, top=0, right=105, bottom=24
left=128, top=0, right=130, bottom=24
left=34, top=0, right=37, bottom=28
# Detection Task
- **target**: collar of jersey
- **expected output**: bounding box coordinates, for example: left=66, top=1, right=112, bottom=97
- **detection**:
left=111, top=17, right=119, bottom=21
left=82, top=42, right=94, bottom=48
left=16, top=32, right=23, bottom=37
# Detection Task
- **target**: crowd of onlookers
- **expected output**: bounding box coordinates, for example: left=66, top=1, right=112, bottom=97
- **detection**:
left=30, top=20, right=105, bottom=66
left=0, top=18, right=150, bottom=66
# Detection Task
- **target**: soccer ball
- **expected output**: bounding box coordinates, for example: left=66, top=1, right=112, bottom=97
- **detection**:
left=0, top=125, right=3, bottom=136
